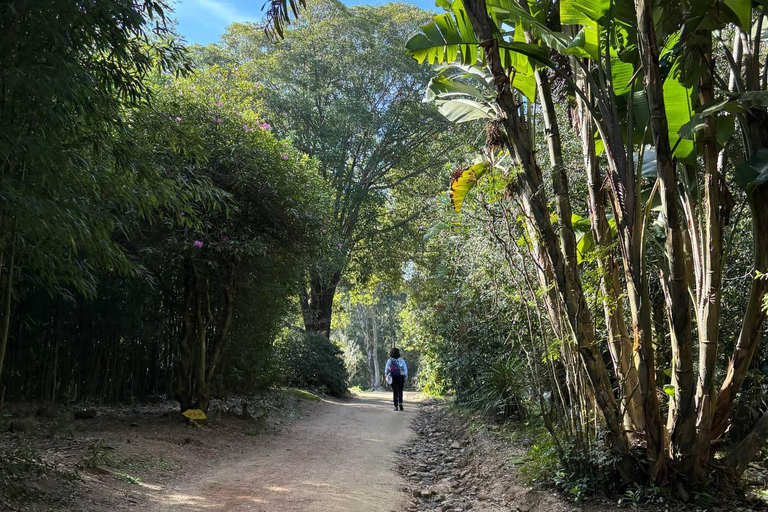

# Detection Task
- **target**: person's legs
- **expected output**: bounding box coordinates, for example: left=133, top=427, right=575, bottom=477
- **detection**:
left=392, top=375, right=405, bottom=410
left=392, top=379, right=400, bottom=409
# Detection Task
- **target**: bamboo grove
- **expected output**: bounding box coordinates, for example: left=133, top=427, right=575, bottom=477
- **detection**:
left=405, top=0, right=768, bottom=491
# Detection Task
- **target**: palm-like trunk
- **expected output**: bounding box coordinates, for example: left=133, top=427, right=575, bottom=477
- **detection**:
left=567, top=29, right=663, bottom=470
left=692, top=32, right=722, bottom=472
left=577, top=96, right=644, bottom=434
left=634, top=0, right=696, bottom=474
left=713, top=186, right=768, bottom=439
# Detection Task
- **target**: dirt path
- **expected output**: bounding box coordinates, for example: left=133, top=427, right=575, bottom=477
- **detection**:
left=144, top=390, right=419, bottom=512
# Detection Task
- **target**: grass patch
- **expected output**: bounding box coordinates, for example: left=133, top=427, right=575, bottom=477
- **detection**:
left=282, top=388, right=321, bottom=402
left=120, top=456, right=181, bottom=473
left=114, top=472, right=141, bottom=484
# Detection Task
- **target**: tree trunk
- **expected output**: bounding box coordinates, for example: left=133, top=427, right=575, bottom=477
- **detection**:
left=360, top=304, right=375, bottom=390
left=579, top=97, right=644, bottom=435
left=206, top=262, right=236, bottom=383
left=635, top=0, right=696, bottom=476
left=371, top=308, right=381, bottom=390
left=724, top=410, right=768, bottom=479
left=302, top=270, right=341, bottom=338
left=567, top=28, right=666, bottom=476
left=713, top=184, right=768, bottom=438
left=692, top=31, right=722, bottom=474
left=567, top=35, right=665, bottom=473
left=174, top=258, right=195, bottom=412
left=193, top=267, right=211, bottom=413
left=712, top=30, right=768, bottom=438
left=0, top=238, right=15, bottom=392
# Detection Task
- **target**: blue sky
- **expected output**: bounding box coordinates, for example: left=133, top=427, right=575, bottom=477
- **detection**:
left=172, top=0, right=436, bottom=45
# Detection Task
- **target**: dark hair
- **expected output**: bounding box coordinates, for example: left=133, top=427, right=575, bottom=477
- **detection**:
left=389, top=347, right=401, bottom=359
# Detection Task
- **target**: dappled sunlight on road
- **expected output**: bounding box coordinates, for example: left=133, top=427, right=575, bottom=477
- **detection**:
left=144, top=391, right=420, bottom=511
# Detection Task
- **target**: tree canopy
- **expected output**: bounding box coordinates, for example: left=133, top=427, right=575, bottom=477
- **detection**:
left=195, top=0, right=459, bottom=336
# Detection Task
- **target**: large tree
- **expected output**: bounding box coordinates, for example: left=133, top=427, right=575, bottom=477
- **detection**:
left=200, top=0, right=455, bottom=337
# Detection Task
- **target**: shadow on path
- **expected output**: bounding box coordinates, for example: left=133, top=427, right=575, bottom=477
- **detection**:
left=145, top=390, right=420, bottom=512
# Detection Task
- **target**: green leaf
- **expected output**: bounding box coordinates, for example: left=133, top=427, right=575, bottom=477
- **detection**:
left=407, top=6, right=554, bottom=71
left=610, top=51, right=635, bottom=95
left=735, top=149, right=768, bottom=194
left=436, top=98, right=495, bottom=123
left=450, top=162, right=491, bottom=212
left=634, top=69, right=694, bottom=159
left=679, top=91, right=768, bottom=146
left=511, top=71, right=538, bottom=100
left=571, top=214, right=594, bottom=264
left=485, top=0, right=569, bottom=53
left=723, top=0, right=751, bottom=30
left=560, top=0, right=610, bottom=26
left=565, top=26, right=600, bottom=60
left=406, top=12, right=479, bottom=65
left=424, top=76, right=488, bottom=103
left=663, top=66, right=694, bottom=159
left=716, top=115, right=735, bottom=149
left=424, top=220, right=451, bottom=242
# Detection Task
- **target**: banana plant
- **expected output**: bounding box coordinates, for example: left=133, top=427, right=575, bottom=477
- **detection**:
left=408, top=0, right=768, bottom=489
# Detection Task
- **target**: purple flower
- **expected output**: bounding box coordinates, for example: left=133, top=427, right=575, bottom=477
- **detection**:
left=282, top=154, right=289, bottom=160
left=216, top=101, right=223, bottom=107
left=243, top=124, right=252, bottom=132
left=214, top=116, right=222, bottom=124
left=337, top=242, right=343, bottom=249
left=259, top=122, right=271, bottom=130
left=175, top=116, right=182, bottom=122
left=193, top=240, right=204, bottom=249
left=321, top=229, right=327, bottom=234
left=221, top=236, right=229, bottom=242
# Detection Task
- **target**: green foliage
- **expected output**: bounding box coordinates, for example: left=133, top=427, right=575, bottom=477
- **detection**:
left=276, top=331, right=349, bottom=397
left=207, top=0, right=458, bottom=328
left=518, top=436, right=560, bottom=486
left=2, top=28, right=332, bottom=403
left=133, top=65, right=329, bottom=283
left=0, top=0, right=191, bottom=296
left=465, top=356, right=527, bottom=422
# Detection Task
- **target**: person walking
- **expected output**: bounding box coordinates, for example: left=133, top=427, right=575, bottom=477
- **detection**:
left=385, top=347, right=408, bottom=411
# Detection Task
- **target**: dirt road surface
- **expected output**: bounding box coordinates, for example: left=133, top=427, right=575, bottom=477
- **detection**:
left=144, top=390, right=418, bottom=512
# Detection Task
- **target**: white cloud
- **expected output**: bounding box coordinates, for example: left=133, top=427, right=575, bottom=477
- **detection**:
left=186, top=0, right=252, bottom=24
